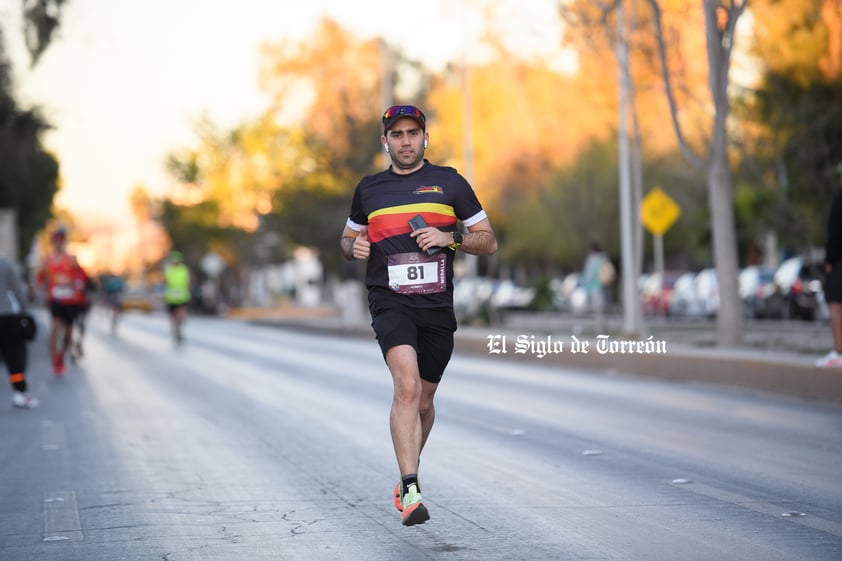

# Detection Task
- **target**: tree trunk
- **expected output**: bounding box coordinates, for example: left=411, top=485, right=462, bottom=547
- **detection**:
left=704, top=0, right=745, bottom=347
left=648, top=0, right=747, bottom=346
left=616, top=0, right=646, bottom=337
left=708, top=149, right=743, bottom=346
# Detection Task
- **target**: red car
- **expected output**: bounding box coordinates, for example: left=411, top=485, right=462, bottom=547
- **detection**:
left=641, top=270, right=688, bottom=316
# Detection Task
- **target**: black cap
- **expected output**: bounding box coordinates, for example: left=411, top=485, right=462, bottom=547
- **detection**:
left=382, top=105, right=426, bottom=134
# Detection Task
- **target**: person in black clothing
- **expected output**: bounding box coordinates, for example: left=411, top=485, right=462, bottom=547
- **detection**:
left=817, top=162, right=842, bottom=368
left=340, top=105, right=497, bottom=525
left=0, top=256, right=38, bottom=408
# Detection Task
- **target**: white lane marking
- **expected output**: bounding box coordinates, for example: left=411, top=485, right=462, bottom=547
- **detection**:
left=43, top=491, right=83, bottom=542
left=40, top=420, right=66, bottom=451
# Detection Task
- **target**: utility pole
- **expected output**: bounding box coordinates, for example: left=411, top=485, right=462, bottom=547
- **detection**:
left=616, top=0, right=644, bottom=336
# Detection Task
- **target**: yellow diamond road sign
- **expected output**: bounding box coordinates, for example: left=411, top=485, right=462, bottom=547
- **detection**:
left=641, top=187, right=681, bottom=236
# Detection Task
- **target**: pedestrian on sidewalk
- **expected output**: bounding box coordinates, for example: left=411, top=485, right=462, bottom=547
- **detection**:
left=581, top=242, right=612, bottom=331
left=0, top=256, right=38, bottom=408
left=340, top=104, right=498, bottom=526
left=817, top=162, right=842, bottom=368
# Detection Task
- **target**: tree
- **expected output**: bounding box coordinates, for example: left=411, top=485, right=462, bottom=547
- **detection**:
left=22, top=0, right=70, bottom=66
left=158, top=198, right=242, bottom=269
left=259, top=18, right=389, bottom=164
left=560, top=0, right=720, bottom=335
left=648, top=0, right=748, bottom=347
left=560, top=0, right=657, bottom=335
left=0, top=1, right=70, bottom=260
left=505, top=138, right=621, bottom=270
left=0, top=39, right=59, bottom=260
left=224, top=19, right=415, bottom=274
left=428, top=54, right=613, bottom=222
left=736, top=0, right=842, bottom=252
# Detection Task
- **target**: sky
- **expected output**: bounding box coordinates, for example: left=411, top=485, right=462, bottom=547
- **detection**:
left=1, top=0, right=568, bottom=224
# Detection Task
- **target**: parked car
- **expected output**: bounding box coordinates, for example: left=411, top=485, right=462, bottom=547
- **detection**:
left=667, top=271, right=697, bottom=317
left=454, top=277, right=496, bottom=322
left=641, top=270, right=687, bottom=316
left=689, top=268, right=719, bottom=318
left=551, top=273, right=588, bottom=316
left=739, top=265, right=776, bottom=319
left=764, top=256, right=825, bottom=321
left=489, top=279, right=536, bottom=310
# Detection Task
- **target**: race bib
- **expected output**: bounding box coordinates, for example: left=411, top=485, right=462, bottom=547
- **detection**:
left=51, top=284, right=75, bottom=300
left=387, top=252, right=446, bottom=295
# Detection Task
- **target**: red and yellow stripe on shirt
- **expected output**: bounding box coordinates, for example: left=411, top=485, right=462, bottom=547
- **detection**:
left=368, top=202, right=456, bottom=243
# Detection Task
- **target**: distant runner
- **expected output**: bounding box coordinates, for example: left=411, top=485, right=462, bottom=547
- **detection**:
left=36, top=227, right=88, bottom=376
left=164, top=250, right=191, bottom=346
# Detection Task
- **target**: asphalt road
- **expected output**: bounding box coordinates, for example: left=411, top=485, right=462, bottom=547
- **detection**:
left=1, top=308, right=841, bottom=561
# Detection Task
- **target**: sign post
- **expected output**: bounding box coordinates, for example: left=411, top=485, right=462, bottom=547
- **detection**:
left=640, top=187, right=681, bottom=274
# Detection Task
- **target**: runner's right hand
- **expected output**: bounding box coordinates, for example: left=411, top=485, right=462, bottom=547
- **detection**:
left=354, top=227, right=370, bottom=260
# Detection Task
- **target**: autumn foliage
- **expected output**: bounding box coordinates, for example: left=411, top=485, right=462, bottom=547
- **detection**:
left=160, top=4, right=842, bottom=278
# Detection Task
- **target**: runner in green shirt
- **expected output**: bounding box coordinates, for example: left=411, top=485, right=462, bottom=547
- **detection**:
left=164, top=250, right=191, bottom=346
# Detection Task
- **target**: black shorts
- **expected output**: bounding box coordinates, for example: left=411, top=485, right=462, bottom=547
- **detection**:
left=825, top=261, right=842, bottom=303
left=0, top=314, right=27, bottom=374
left=167, top=303, right=188, bottom=315
left=370, top=301, right=457, bottom=384
left=49, top=302, right=83, bottom=326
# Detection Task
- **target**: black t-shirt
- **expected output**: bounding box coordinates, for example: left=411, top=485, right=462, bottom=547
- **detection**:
left=347, top=161, right=487, bottom=309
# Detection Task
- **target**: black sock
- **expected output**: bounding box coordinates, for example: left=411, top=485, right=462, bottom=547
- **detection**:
left=401, top=474, right=419, bottom=495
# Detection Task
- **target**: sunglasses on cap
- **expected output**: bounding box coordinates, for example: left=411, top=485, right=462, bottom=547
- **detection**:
left=382, top=105, right=424, bottom=119
left=382, top=105, right=426, bottom=131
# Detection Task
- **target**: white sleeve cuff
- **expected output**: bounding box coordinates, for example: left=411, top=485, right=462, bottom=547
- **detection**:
left=462, top=210, right=488, bottom=228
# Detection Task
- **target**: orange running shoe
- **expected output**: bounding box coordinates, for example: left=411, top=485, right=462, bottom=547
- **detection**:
left=394, top=483, right=403, bottom=512
left=53, top=353, right=66, bottom=376
left=400, top=484, right=429, bottom=526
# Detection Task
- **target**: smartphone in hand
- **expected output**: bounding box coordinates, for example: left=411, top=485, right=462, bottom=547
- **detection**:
left=408, top=214, right=441, bottom=255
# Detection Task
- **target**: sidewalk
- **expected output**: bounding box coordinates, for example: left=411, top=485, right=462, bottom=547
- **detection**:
left=228, top=305, right=842, bottom=405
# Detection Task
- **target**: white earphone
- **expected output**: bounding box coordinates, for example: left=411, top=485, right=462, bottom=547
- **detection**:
left=423, top=140, right=428, bottom=148
left=384, top=145, right=389, bottom=153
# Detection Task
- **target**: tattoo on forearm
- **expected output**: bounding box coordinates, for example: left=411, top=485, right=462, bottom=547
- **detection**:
left=340, top=237, right=356, bottom=260
left=461, top=231, right=497, bottom=256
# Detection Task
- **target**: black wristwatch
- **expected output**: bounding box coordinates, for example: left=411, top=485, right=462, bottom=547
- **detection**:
left=449, top=230, right=463, bottom=250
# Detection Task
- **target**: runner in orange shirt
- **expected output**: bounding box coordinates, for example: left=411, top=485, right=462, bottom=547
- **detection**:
left=36, top=227, right=88, bottom=376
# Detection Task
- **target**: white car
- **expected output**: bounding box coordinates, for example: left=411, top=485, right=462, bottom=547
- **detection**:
left=690, top=268, right=719, bottom=318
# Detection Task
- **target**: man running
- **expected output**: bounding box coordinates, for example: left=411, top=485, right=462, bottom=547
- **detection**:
left=164, top=250, right=191, bottom=346
left=101, top=273, right=125, bottom=335
left=340, top=105, right=498, bottom=526
left=36, top=227, right=88, bottom=376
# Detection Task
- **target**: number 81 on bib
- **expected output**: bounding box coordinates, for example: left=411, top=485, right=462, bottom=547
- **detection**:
left=387, top=252, right=447, bottom=295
